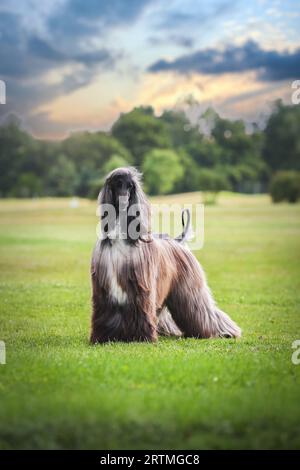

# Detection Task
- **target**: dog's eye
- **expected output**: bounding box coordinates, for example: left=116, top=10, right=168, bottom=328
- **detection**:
left=117, top=179, right=122, bottom=188
left=127, top=182, right=133, bottom=190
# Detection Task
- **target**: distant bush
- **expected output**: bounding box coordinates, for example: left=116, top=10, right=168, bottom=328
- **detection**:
left=198, top=168, right=231, bottom=204
left=269, top=171, right=300, bottom=203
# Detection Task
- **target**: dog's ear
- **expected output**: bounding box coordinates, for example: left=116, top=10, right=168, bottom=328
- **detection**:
left=98, top=177, right=113, bottom=206
left=129, top=168, right=152, bottom=241
left=97, top=177, right=116, bottom=241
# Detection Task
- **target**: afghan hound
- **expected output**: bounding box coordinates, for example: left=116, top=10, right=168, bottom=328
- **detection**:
left=90, top=167, right=241, bottom=343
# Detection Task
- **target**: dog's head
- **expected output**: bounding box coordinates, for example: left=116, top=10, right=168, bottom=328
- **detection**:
left=100, top=167, right=136, bottom=214
left=98, top=167, right=151, bottom=244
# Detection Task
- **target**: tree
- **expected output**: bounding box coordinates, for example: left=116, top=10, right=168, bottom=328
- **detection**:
left=112, top=107, right=171, bottom=165
left=1, top=102, right=296, bottom=199
left=187, top=138, right=226, bottom=168
left=62, top=131, right=131, bottom=168
left=212, top=116, right=264, bottom=166
left=103, top=154, right=129, bottom=174
left=142, top=149, right=184, bottom=195
left=61, top=131, right=132, bottom=196
left=0, top=120, right=62, bottom=197
left=88, top=154, right=130, bottom=199
left=263, top=100, right=300, bottom=172
left=159, top=109, right=202, bottom=148
left=45, top=154, right=77, bottom=196
left=173, top=150, right=201, bottom=193
left=218, top=159, right=269, bottom=193
left=0, top=121, right=34, bottom=196
left=11, top=172, right=42, bottom=198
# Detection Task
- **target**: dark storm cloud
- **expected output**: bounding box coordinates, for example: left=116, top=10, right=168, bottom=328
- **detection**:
left=148, top=40, right=300, bottom=81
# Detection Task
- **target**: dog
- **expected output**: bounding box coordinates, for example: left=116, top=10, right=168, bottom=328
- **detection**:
left=90, top=167, right=241, bottom=343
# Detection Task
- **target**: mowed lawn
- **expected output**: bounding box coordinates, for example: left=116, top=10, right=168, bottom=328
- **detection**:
left=0, top=193, right=300, bottom=450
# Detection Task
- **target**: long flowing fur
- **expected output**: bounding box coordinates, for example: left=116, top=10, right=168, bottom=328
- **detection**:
left=90, top=167, right=241, bottom=343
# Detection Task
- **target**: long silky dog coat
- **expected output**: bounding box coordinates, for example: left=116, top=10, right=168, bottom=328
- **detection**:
left=90, top=167, right=241, bottom=343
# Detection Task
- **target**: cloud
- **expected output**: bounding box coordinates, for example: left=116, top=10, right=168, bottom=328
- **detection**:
left=157, top=11, right=195, bottom=30
left=0, top=1, right=155, bottom=136
left=155, top=0, right=237, bottom=31
left=48, top=0, right=154, bottom=39
left=171, top=35, right=194, bottom=48
left=1, top=0, right=299, bottom=138
left=148, top=40, right=300, bottom=81
left=27, top=36, right=66, bottom=62
left=0, top=7, right=120, bottom=136
left=0, top=11, right=116, bottom=79
left=148, top=35, right=194, bottom=48
left=0, top=12, right=32, bottom=77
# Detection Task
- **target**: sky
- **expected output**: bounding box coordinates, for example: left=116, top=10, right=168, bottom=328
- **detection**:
left=0, top=0, right=299, bottom=139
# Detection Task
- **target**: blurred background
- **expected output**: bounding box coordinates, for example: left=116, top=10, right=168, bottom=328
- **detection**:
left=0, top=0, right=300, bottom=202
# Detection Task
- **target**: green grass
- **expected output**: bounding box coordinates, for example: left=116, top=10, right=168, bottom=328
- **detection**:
left=0, top=193, right=300, bottom=450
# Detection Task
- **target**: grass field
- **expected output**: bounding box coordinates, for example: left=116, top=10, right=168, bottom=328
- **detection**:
left=0, top=193, right=300, bottom=450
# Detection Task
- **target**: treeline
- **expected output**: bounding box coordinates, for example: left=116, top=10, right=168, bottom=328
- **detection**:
left=0, top=100, right=300, bottom=199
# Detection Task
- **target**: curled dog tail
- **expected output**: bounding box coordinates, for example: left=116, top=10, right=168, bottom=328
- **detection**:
left=175, top=209, right=194, bottom=244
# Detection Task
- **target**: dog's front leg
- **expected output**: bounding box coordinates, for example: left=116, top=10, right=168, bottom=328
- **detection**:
left=130, top=293, right=158, bottom=342
left=90, top=273, right=109, bottom=343
left=90, top=273, right=158, bottom=343
left=90, top=310, right=107, bottom=344
left=90, top=299, right=157, bottom=343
